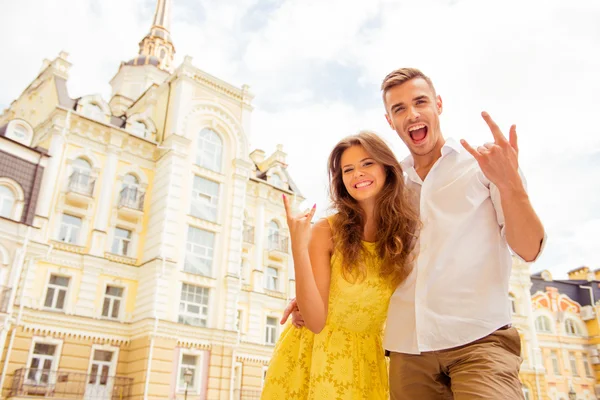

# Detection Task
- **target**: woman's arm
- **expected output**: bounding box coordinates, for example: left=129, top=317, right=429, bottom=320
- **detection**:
left=293, top=218, right=333, bottom=333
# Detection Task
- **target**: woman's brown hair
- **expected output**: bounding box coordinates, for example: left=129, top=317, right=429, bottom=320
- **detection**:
left=328, top=131, right=419, bottom=286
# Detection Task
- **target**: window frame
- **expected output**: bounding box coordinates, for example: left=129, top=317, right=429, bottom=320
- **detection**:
left=101, top=285, right=125, bottom=321
left=43, top=274, right=71, bottom=312
left=190, top=175, right=220, bottom=223
left=184, top=226, right=216, bottom=277
left=265, top=316, right=278, bottom=345
left=178, top=283, right=210, bottom=328
left=24, top=337, right=63, bottom=386
left=196, top=128, right=223, bottom=173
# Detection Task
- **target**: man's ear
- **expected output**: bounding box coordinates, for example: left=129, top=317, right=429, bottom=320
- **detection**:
left=385, top=113, right=394, bottom=130
left=437, top=95, right=443, bottom=115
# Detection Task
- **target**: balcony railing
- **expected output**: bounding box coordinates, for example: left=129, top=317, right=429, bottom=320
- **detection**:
left=0, top=285, right=11, bottom=313
left=118, top=187, right=145, bottom=210
left=267, top=233, right=288, bottom=253
left=242, top=225, right=255, bottom=244
left=233, top=389, right=263, bottom=400
left=67, top=171, right=95, bottom=196
left=10, top=368, right=133, bottom=399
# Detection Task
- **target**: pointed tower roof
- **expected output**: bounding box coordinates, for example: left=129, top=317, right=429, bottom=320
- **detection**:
left=126, top=0, right=175, bottom=72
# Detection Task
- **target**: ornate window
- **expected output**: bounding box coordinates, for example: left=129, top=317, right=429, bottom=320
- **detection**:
left=196, top=128, right=223, bottom=172
left=535, top=315, right=552, bottom=333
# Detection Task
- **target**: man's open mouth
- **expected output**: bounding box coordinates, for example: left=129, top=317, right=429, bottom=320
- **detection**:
left=408, top=124, right=428, bottom=144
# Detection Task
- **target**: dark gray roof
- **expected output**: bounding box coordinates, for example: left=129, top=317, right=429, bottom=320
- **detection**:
left=255, top=165, right=303, bottom=197
left=531, top=276, right=600, bottom=306
left=125, top=55, right=160, bottom=67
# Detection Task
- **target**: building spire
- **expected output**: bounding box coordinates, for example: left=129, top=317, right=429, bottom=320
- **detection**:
left=134, top=0, right=175, bottom=71
left=152, top=0, right=172, bottom=32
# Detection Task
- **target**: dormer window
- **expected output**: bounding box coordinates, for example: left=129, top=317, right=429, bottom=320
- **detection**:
left=270, top=173, right=285, bottom=189
left=85, top=103, right=105, bottom=121
left=5, top=120, right=33, bottom=146
left=12, top=125, right=28, bottom=141
left=130, top=121, right=147, bottom=137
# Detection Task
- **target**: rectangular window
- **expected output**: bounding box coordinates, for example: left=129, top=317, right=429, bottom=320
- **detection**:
left=59, top=214, right=82, bottom=244
left=184, top=227, right=215, bottom=276
left=27, top=343, right=57, bottom=384
left=178, top=354, right=199, bottom=391
left=44, top=275, right=70, bottom=311
left=178, top=284, right=209, bottom=327
left=190, top=176, right=219, bottom=222
left=265, top=316, right=278, bottom=345
left=88, top=350, right=114, bottom=386
left=111, top=228, right=132, bottom=256
left=584, top=357, right=593, bottom=377
left=551, top=351, right=561, bottom=375
left=265, top=267, right=279, bottom=291
left=570, top=352, right=579, bottom=376
left=101, top=286, right=124, bottom=320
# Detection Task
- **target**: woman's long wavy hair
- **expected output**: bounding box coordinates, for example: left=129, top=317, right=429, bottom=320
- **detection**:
left=328, top=131, right=420, bottom=287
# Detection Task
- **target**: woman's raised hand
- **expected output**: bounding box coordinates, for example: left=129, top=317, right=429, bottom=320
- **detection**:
left=282, top=194, right=316, bottom=251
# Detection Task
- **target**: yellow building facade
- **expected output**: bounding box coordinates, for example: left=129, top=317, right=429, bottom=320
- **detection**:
left=0, top=0, right=303, bottom=399
left=1, top=1, right=600, bottom=400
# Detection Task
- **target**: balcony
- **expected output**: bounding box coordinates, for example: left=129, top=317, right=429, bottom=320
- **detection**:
left=9, top=368, right=133, bottom=399
left=0, top=285, right=11, bottom=313
left=65, top=172, right=96, bottom=207
left=266, top=233, right=288, bottom=261
left=117, top=187, right=145, bottom=221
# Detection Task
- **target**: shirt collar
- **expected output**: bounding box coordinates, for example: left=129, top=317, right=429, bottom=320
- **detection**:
left=400, top=138, right=461, bottom=170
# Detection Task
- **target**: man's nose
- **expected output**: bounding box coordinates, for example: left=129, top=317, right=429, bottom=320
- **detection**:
left=408, top=107, right=420, bottom=121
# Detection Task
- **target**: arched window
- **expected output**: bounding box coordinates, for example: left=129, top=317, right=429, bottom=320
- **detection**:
left=0, top=186, right=15, bottom=219
left=120, top=174, right=143, bottom=209
left=69, top=158, right=94, bottom=195
left=73, top=158, right=92, bottom=173
left=535, top=315, right=552, bottom=333
left=123, top=173, right=139, bottom=188
left=267, top=220, right=287, bottom=252
left=196, top=129, right=223, bottom=173
left=565, top=318, right=581, bottom=336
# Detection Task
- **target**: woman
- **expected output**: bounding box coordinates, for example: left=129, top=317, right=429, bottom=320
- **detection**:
left=261, top=131, right=419, bottom=399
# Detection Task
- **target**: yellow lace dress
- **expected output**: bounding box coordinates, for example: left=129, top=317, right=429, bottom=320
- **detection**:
left=261, top=222, right=395, bottom=399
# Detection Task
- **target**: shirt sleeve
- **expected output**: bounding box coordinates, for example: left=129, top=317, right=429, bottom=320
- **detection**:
left=486, top=168, right=547, bottom=264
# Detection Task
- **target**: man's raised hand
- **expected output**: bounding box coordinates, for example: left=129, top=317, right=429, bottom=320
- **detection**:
left=460, top=111, right=521, bottom=192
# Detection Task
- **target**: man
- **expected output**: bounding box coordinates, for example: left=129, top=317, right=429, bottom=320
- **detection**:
left=283, top=68, right=545, bottom=399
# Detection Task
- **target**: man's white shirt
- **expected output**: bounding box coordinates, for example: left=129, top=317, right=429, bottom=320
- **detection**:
left=383, top=138, right=545, bottom=354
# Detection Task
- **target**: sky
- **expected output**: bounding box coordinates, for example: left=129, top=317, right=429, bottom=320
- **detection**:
left=0, top=0, right=598, bottom=278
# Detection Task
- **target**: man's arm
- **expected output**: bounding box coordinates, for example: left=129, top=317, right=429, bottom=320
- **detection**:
left=462, top=112, right=545, bottom=262
left=492, top=181, right=545, bottom=262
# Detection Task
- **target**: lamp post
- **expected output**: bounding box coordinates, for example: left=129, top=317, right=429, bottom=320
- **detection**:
left=568, top=386, right=577, bottom=400
left=183, top=368, right=193, bottom=400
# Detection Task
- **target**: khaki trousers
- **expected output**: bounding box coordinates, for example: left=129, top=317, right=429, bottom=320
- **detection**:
left=389, top=327, right=524, bottom=400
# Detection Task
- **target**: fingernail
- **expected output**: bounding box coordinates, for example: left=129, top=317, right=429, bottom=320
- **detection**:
left=282, top=194, right=286, bottom=199
left=312, top=204, right=316, bottom=209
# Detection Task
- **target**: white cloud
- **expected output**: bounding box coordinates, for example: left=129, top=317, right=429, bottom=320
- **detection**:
left=1, top=0, right=598, bottom=278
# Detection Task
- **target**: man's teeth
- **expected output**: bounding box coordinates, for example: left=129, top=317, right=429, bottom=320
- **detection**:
left=355, top=181, right=372, bottom=188
left=408, top=124, right=426, bottom=132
